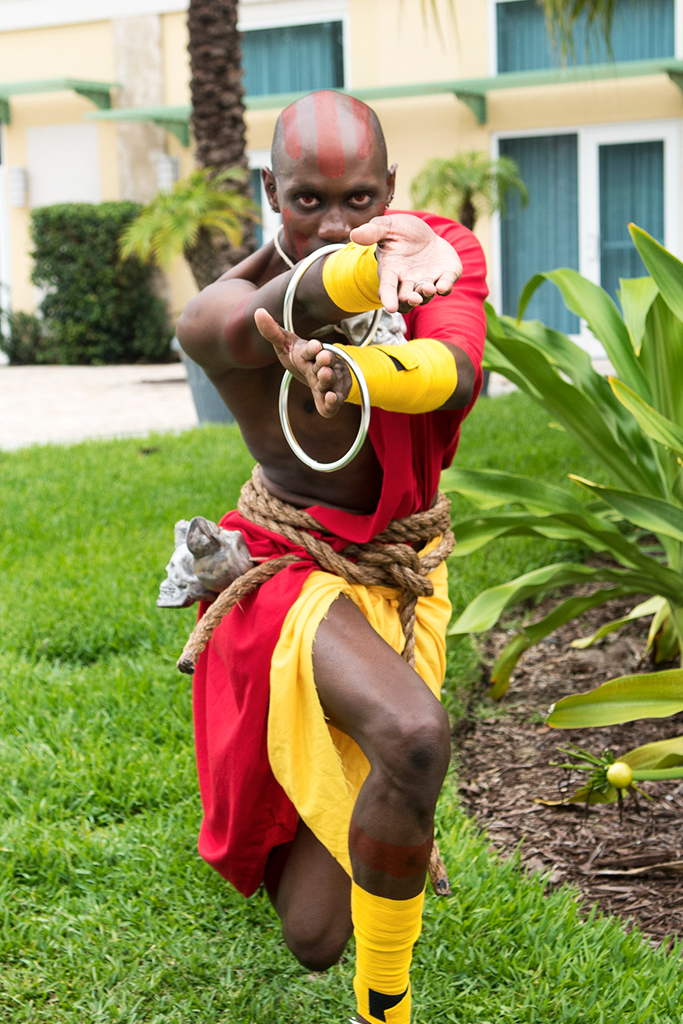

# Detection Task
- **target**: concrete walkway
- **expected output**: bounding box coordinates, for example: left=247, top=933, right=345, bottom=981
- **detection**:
left=0, top=361, right=519, bottom=451
left=0, top=362, right=198, bottom=450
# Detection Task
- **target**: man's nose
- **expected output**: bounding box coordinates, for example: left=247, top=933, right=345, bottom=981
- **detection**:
left=317, top=208, right=351, bottom=243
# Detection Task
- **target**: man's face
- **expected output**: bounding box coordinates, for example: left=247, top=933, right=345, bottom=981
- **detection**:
left=263, top=95, right=395, bottom=261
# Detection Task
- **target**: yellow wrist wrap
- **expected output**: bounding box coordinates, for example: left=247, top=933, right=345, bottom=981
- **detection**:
left=352, top=881, right=425, bottom=1024
left=339, top=338, right=457, bottom=413
left=322, top=242, right=382, bottom=313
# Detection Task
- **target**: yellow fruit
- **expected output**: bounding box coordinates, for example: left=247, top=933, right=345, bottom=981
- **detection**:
left=606, top=762, right=633, bottom=789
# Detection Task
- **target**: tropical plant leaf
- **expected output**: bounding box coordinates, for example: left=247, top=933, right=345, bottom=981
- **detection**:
left=569, top=475, right=683, bottom=544
left=448, top=561, right=667, bottom=637
left=630, top=224, right=683, bottom=324
left=488, top=585, right=640, bottom=700
left=441, top=467, right=586, bottom=514
left=621, top=734, right=683, bottom=771
left=486, top=328, right=660, bottom=494
left=517, top=268, right=651, bottom=400
left=570, top=595, right=663, bottom=650
left=489, top=312, right=660, bottom=480
left=547, top=668, right=683, bottom=728
left=450, top=512, right=604, bottom=558
left=617, top=276, right=658, bottom=357
left=610, top=379, right=683, bottom=460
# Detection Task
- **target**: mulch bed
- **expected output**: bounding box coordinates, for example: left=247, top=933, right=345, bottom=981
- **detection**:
left=453, top=590, right=683, bottom=947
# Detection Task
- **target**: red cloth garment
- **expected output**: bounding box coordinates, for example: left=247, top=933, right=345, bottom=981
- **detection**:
left=192, top=215, right=488, bottom=897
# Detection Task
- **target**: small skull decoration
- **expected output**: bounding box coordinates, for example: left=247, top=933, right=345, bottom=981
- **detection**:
left=157, top=517, right=255, bottom=609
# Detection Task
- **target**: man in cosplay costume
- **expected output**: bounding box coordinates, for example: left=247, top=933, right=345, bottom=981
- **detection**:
left=176, top=90, right=487, bottom=1023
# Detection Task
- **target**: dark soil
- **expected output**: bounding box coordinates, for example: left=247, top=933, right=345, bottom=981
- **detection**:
left=453, top=589, right=683, bottom=947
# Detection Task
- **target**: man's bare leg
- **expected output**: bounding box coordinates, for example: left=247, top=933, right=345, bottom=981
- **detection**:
left=312, top=594, right=451, bottom=1022
left=264, top=818, right=352, bottom=971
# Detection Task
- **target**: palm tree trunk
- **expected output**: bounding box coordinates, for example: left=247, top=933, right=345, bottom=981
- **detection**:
left=458, top=198, right=477, bottom=232
left=187, top=0, right=256, bottom=274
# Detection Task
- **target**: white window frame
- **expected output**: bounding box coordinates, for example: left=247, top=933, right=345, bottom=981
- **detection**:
left=490, top=119, right=683, bottom=357
left=488, top=0, right=683, bottom=76
left=238, top=3, right=351, bottom=90
left=248, top=148, right=280, bottom=246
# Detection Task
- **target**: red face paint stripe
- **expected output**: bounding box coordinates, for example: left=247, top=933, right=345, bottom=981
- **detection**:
left=281, top=104, right=301, bottom=160
left=313, top=92, right=345, bottom=179
left=350, top=98, right=372, bottom=160
left=281, top=208, right=309, bottom=262
left=349, top=821, right=433, bottom=879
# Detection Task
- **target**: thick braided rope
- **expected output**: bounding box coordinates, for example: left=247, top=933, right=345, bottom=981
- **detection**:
left=177, top=465, right=455, bottom=674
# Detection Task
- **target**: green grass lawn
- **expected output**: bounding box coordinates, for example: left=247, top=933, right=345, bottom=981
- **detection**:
left=2, top=392, right=681, bottom=1022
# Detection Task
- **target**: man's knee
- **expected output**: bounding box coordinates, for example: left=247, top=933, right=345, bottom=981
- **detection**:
left=375, top=701, right=451, bottom=800
left=282, top=912, right=352, bottom=971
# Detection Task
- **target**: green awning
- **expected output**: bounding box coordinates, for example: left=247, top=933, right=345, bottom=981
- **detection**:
left=0, top=78, right=119, bottom=125
left=85, top=103, right=191, bottom=146
left=83, top=58, right=683, bottom=142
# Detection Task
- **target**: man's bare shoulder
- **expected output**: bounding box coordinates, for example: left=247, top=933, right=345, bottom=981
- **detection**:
left=176, top=241, right=285, bottom=377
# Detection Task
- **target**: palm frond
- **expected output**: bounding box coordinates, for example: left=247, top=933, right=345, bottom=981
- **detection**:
left=118, top=166, right=260, bottom=270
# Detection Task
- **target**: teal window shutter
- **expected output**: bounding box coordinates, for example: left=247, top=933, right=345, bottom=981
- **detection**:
left=497, top=0, right=674, bottom=72
left=242, top=22, right=344, bottom=96
left=500, top=134, right=579, bottom=334
left=599, top=141, right=664, bottom=303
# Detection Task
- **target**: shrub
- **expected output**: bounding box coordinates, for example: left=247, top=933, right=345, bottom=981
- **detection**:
left=29, top=202, right=171, bottom=364
left=0, top=310, right=53, bottom=365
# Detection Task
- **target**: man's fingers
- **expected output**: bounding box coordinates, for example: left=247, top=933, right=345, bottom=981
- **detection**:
left=254, top=307, right=287, bottom=349
left=377, top=267, right=400, bottom=313
left=349, top=217, right=389, bottom=246
left=435, top=269, right=461, bottom=295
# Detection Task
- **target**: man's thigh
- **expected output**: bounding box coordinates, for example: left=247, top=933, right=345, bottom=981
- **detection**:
left=311, top=592, right=447, bottom=763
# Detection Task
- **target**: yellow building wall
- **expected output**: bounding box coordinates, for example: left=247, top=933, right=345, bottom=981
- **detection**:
left=1, top=3, right=682, bottom=321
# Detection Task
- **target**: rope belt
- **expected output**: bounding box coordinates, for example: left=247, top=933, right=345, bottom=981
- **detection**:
left=177, top=465, right=455, bottom=675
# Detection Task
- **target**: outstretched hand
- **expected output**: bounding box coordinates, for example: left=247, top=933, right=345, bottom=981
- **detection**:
left=254, top=307, right=351, bottom=418
left=350, top=213, right=462, bottom=313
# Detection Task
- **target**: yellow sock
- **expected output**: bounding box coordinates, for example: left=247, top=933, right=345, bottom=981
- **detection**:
left=322, top=242, right=382, bottom=313
left=337, top=338, right=457, bottom=413
left=352, top=882, right=425, bottom=1024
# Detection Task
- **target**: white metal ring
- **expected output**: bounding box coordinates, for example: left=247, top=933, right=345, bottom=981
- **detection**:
left=278, top=243, right=381, bottom=473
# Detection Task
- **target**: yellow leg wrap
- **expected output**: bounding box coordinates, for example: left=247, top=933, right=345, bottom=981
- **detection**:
left=352, top=882, right=425, bottom=1024
left=337, top=338, right=457, bottom=413
left=322, top=243, right=382, bottom=313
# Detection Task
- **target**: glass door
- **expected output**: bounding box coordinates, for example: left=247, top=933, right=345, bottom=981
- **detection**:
left=599, top=140, right=664, bottom=303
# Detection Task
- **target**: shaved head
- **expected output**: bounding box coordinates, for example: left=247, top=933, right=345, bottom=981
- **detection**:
left=271, top=91, right=388, bottom=178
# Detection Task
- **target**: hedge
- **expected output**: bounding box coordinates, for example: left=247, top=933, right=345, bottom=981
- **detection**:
left=1, top=202, right=172, bottom=365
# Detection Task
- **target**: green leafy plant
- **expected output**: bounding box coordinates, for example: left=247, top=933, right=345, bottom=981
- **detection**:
left=30, top=202, right=171, bottom=365
left=119, top=166, right=259, bottom=290
left=443, top=226, right=683, bottom=718
left=410, top=151, right=528, bottom=231
left=0, top=310, right=53, bottom=365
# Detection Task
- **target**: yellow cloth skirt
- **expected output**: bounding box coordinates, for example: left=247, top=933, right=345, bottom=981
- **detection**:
left=267, top=541, right=450, bottom=876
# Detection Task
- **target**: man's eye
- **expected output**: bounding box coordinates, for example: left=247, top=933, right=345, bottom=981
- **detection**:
left=349, top=193, right=372, bottom=207
left=297, top=195, right=320, bottom=208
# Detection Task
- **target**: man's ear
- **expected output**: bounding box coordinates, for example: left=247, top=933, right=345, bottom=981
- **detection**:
left=262, top=167, right=279, bottom=212
left=386, top=163, right=397, bottom=205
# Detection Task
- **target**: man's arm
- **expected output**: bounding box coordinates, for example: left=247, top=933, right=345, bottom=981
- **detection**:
left=176, top=214, right=462, bottom=380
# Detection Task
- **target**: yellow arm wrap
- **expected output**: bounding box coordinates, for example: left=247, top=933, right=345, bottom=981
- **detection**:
left=321, top=242, right=382, bottom=313
left=338, top=338, right=457, bottom=413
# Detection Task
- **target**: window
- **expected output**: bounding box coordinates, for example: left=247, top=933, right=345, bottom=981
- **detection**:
left=496, top=122, right=678, bottom=355
left=599, top=141, right=664, bottom=302
left=499, top=134, right=580, bottom=334
left=496, top=0, right=675, bottom=73
left=242, top=21, right=344, bottom=96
